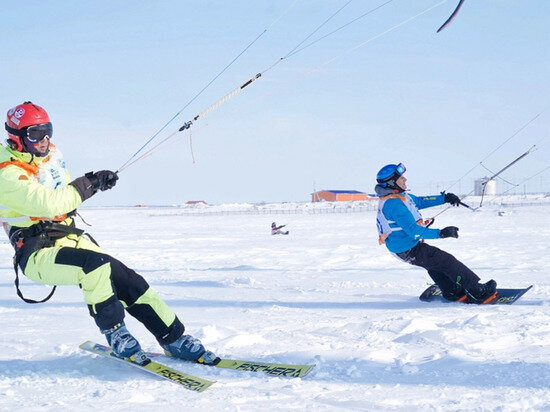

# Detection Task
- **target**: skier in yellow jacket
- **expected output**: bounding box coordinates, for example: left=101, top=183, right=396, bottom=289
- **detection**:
left=1, top=102, right=217, bottom=365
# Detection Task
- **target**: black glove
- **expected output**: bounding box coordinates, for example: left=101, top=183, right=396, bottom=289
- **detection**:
left=70, top=170, right=118, bottom=201
left=439, top=226, right=459, bottom=238
left=86, top=170, right=119, bottom=192
left=442, top=192, right=460, bottom=206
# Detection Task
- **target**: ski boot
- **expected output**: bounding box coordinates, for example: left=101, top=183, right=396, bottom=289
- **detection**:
left=103, top=323, right=150, bottom=365
left=466, top=279, right=497, bottom=303
left=441, top=283, right=466, bottom=302
left=162, top=334, right=220, bottom=365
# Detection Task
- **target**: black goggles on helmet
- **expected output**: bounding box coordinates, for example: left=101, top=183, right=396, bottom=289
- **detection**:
left=26, top=123, right=53, bottom=142
left=5, top=122, right=53, bottom=143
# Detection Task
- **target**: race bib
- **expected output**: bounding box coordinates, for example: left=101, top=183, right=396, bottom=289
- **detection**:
left=37, top=148, right=69, bottom=189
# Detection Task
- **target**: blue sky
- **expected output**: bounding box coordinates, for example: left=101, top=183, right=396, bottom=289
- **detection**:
left=1, top=1, right=548, bottom=205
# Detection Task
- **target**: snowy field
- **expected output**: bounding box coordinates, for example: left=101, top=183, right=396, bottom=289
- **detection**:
left=0, top=202, right=549, bottom=411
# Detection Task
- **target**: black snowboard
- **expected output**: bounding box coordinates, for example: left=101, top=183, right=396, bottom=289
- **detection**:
left=419, top=284, right=533, bottom=305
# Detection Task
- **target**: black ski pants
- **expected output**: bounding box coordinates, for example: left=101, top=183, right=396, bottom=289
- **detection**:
left=396, top=242, right=480, bottom=300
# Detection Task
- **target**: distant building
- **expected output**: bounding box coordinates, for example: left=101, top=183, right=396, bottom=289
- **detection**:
left=186, top=200, right=207, bottom=205
left=311, top=190, right=368, bottom=202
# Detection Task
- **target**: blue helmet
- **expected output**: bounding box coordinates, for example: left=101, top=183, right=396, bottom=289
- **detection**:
left=376, top=163, right=406, bottom=188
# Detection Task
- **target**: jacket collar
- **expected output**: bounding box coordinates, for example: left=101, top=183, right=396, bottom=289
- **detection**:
left=375, top=184, right=405, bottom=197
left=1, top=144, right=49, bottom=165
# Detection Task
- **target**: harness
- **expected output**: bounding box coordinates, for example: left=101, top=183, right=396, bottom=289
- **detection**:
left=9, top=220, right=85, bottom=303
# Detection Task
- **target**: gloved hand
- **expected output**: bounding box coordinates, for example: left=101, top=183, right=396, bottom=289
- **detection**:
left=86, top=170, right=119, bottom=191
left=70, top=170, right=119, bottom=201
left=439, top=226, right=459, bottom=238
left=442, top=192, right=460, bottom=206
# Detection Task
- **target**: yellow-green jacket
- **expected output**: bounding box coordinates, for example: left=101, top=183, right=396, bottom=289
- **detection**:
left=0, top=144, right=83, bottom=231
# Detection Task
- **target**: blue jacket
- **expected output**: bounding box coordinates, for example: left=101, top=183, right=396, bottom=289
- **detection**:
left=378, top=191, right=445, bottom=253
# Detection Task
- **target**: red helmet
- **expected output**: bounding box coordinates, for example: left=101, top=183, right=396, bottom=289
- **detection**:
left=5, top=101, right=52, bottom=157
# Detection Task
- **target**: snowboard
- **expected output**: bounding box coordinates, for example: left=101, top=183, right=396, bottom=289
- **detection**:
left=419, top=284, right=533, bottom=305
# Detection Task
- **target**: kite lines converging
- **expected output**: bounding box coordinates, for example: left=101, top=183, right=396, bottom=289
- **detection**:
left=118, top=1, right=450, bottom=172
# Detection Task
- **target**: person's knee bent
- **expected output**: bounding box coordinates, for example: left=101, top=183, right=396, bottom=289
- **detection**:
left=88, top=295, right=125, bottom=330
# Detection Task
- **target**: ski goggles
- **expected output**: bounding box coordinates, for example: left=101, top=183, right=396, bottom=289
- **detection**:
left=395, top=163, right=406, bottom=175
left=5, top=122, right=53, bottom=143
left=25, top=123, right=53, bottom=143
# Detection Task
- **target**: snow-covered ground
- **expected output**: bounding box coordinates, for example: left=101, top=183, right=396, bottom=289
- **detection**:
left=0, top=201, right=549, bottom=411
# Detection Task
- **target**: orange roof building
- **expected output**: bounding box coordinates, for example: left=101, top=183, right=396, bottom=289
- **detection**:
left=312, top=190, right=367, bottom=202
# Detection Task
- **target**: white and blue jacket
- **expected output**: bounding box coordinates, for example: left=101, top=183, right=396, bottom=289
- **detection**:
left=376, top=185, right=445, bottom=253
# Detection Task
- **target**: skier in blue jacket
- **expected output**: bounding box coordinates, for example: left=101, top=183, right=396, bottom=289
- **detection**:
left=375, top=163, right=497, bottom=303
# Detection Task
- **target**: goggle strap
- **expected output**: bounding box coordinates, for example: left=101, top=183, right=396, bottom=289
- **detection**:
left=4, top=123, right=26, bottom=137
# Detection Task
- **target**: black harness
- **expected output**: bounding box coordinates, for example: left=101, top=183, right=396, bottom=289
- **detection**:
left=8, top=220, right=90, bottom=303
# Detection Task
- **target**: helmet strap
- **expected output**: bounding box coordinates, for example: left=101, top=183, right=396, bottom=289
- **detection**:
left=385, top=180, right=405, bottom=193
left=6, top=138, right=22, bottom=151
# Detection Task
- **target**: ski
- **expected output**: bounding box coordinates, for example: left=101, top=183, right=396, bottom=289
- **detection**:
left=79, top=341, right=215, bottom=392
left=419, top=285, right=533, bottom=305
left=147, top=351, right=315, bottom=378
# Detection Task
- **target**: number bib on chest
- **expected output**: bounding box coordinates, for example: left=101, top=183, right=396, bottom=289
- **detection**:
left=37, top=148, right=69, bottom=189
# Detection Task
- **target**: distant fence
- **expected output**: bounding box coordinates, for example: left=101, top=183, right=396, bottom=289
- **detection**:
left=147, top=197, right=550, bottom=217
left=470, top=194, right=550, bottom=208
left=493, top=200, right=550, bottom=208
left=149, top=205, right=379, bottom=217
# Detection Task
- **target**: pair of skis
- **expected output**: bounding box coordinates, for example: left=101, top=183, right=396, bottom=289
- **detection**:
left=81, top=284, right=534, bottom=390
left=79, top=341, right=314, bottom=392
